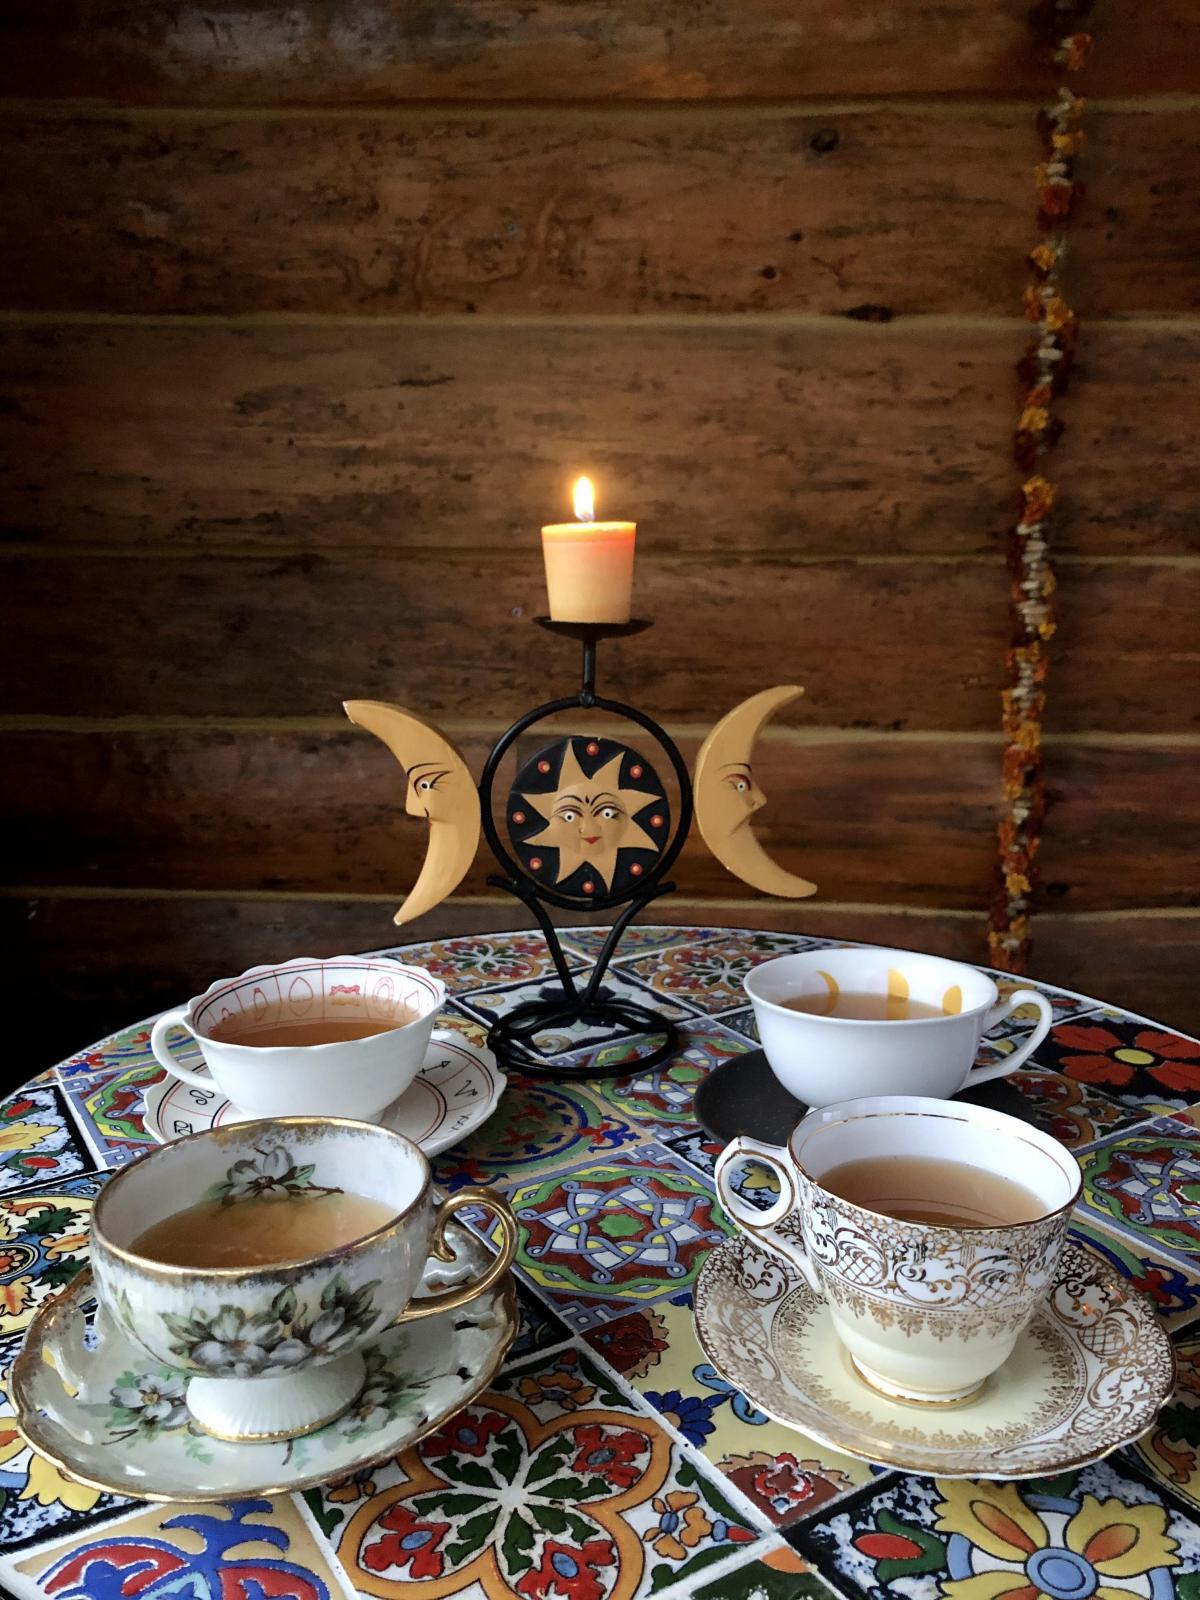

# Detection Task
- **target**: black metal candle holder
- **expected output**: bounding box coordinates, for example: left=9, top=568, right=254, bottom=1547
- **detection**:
left=478, top=617, right=693, bottom=1078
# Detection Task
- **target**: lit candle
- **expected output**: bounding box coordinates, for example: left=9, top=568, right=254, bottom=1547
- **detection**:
left=541, top=476, right=636, bottom=624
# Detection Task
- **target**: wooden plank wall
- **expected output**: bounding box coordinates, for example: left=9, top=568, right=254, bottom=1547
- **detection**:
left=3, top=1, right=1198, bottom=1069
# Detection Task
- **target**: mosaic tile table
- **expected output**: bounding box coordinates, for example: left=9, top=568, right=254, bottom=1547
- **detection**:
left=4, top=925, right=1200, bottom=1600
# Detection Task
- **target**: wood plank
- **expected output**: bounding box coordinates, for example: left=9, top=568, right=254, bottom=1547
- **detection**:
left=0, top=729, right=1001, bottom=909
left=0, top=1, right=1194, bottom=102
left=1034, top=915, right=1200, bottom=1038
left=0, top=105, right=1191, bottom=319
left=3, top=547, right=1196, bottom=730
left=5, top=320, right=1199, bottom=559
left=3, top=892, right=984, bottom=1075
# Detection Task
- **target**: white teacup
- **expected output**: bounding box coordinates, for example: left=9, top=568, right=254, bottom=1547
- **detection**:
left=150, top=957, right=445, bottom=1123
left=90, top=1116, right=516, bottom=1440
left=744, top=946, right=1053, bottom=1107
left=714, top=1095, right=1081, bottom=1404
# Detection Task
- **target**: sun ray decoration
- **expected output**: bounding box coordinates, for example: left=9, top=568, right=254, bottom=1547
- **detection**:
left=989, top=0, right=1093, bottom=975
left=515, top=738, right=666, bottom=893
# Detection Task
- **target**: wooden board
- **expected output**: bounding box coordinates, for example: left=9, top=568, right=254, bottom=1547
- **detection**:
left=1, top=1, right=1194, bottom=102
left=1034, top=914, right=1200, bottom=1039
left=3, top=321, right=1199, bottom=558
left=4, top=548, right=1197, bottom=730
left=0, top=105, right=1191, bottom=319
left=0, top=729, right=1001, bottom=908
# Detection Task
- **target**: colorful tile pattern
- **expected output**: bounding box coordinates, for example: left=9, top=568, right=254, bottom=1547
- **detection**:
left=583, top=1290, right=870, bottom=1526
left=5, top=927, right=1200, bottom=1600
left=794, top=1459, right=1200, bottom=1600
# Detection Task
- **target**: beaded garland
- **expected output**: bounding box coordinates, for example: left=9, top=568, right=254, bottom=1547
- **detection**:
left=988, top=0, right=1093, bottom=974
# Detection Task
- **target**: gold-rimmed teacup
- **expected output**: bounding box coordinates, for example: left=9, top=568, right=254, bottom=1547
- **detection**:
left=714, top=1095, right=1082, bottom=1405
left=89, top=1117, right=516, bottom=1442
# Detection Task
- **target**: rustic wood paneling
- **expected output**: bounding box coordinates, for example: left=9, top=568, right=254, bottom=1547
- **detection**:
left=4, top=322, right=1200, bottom=558
left=1, top=1, right=1194, bottom=103
left=4, top=550, right=1196, bottom=730
left=0, top=729, right=1001, bottom=908
left=1035, top=915, right=1200, bottom=1038
left=1, top=105, right=1191, bottom=319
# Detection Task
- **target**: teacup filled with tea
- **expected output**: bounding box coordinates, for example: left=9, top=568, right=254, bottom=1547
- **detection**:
left=714, top=1095, right=1081, bottom=1403
left=150, top=956, right=446, bottom=1122
left=744, top=945, right=1053, bottom=1107
left=89, top=1116, right=516, bottom=1440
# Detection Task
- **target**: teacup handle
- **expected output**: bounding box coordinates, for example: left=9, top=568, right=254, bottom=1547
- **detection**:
left=964, top=988, right=1054, bottom=1087
left=713, top=1136, right=822, bottom=1294
left=391, top=1187, right=517, bottom=1325
left=150, top=1009, right=215, bottom=1093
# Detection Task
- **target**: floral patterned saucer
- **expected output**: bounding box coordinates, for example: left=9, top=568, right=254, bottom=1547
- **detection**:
left=143, top=1032, right=504, bottom=1157
left=693, top=1233, right=1175, bottom=1479
left=12, top=1228, right=518, bottom=1502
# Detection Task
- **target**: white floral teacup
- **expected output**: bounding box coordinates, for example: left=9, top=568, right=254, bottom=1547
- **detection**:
left=90, top=1117, right=516, bottom=1441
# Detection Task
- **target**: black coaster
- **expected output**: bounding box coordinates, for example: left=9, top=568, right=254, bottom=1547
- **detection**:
left=693, top=1048, right=1034, bottom=1146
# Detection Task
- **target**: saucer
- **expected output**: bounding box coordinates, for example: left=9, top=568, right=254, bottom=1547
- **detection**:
left=144, top=1031, right=504, bottom=1157
left=693, top=1233, right=1175, bottom=1478
left=12, top=1227, right=518, bottom=1502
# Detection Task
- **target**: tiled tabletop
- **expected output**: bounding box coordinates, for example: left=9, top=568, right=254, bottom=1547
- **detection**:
left=3, top=925, right=1200, bottom=1599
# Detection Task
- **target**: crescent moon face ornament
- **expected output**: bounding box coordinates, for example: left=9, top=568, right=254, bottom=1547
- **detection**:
left=693, top=684, right=818, bottom=900
left=343, top=700, right=482, bottom=926
left=508, top=735, right=669, bottom=901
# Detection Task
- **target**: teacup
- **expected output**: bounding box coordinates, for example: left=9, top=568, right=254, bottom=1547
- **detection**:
left=744, top=946, right=1053, bottom=1106
left=150, top=957, right=445, bottom=1123
left=90, top=1116, right=516, bottom=1440
left=714, top=1095, right=1081, bottom=1403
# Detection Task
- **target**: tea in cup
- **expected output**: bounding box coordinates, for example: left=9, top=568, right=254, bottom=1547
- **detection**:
left=150, top=957, right=445, bottom=1123
left=714, top=1095, right=1081, bottom=1403
left=89, top=1116, right=516, bottom=1440
left=744, top=946, right=1053, bottom=1107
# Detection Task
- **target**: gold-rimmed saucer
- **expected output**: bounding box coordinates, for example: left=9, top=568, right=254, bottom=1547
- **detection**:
left=693, top=1233, right=1175, bottom=1479
left=12, top=1226, right=517, bottom=1503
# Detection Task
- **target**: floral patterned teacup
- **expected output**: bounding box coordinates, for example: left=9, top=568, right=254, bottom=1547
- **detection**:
left=90, top=1117, right=516, bottom=1441
left=150, top=957, right=446, bottom=1123
left=714, top=1095, right=1081, bottom=1405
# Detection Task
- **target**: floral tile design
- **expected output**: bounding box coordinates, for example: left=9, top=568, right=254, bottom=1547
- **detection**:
left=1075, top=1120, right=1200, bottom=1265
left=1134, top=1322, right=1200, bottom=1512
left=1069, top=1213, right=1200, bottom=1331
left=386, top=932, right=566, bottom=992
left=717, top=1006, right=760, bottom=1043
left=990, top=976, right=1107, bottom=1024
left=433, top=1008, right=493, bottom=1051
left=793, top=1458, right=1200, bottom=1600
left=1035, top=1017, right=1200, bottom=1112
left=689, top=1539, right=832, bottom=1598
left=15, top=1495, right=339, bottom=1599
left=558, top=925, right=724, bottom=963
left=662, top=1132, right=781, bottom=1213
left=60, top=1063, right=166, bottom=1169
left=0, top=1086, right=96, bottom=1195
left=453, top=967, right=696, bottom=1061
left=0, top=1171, right=103, bottom=1338
left=1007, top=1066, right=1146, bottom=1150
left=432, top=1073, right=645, bottom=1194
left=0, top=1370, right=132, bottom=1556
left=474, top=1144, right=733, bottom=1332
left=510, top=1282, right=574, bottom=1363
left=306, top=1344, right=766, bottom=1598
left=583, top=1290, right=870, bottom=1527
left=55, top=1019, right=203, bottom=1084
left=1172, top=1104, right=1200, bottom=1130
left=579, top=1020, right=756, bottom=1132
left=621, top=933, right=820, bottom=1016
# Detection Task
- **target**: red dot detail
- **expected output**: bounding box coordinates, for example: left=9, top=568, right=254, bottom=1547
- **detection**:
left=630, top=764, right=643, bottom=778
left=586, top=741, right=600, bottom=756
left=582, top=881, right=596, bottom=895
left=651, top=814, right=664, bottom=827
left=537, top=760, right=551, bottom=774
left=512, top=811, right=526, bottom=824
left=529, top=857, right=543, bottom=870
left=631, top=862, right=644, bottom=876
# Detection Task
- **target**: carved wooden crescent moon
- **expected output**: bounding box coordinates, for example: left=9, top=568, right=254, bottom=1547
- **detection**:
left=344, top=700, right=481, bottom=926
left=693, top=685, right=818, bottom=899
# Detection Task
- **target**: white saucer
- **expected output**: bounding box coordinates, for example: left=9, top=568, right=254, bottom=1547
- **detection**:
left=144, top=1031, right=504, bottom=1157
left=12, top=1227, right=518, bottom=1502
left=693, top=1234, right=1175, bottom=1479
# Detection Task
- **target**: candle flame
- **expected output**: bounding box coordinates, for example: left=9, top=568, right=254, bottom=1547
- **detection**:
left=572, top=476, right=595, bottom=522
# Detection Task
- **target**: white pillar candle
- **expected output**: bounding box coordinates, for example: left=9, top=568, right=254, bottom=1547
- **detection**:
left=541, top=476, right=636, bottom=624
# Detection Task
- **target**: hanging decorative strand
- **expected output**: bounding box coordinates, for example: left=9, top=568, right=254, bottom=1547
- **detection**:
left=988, top=0, right=1092, bottom=974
